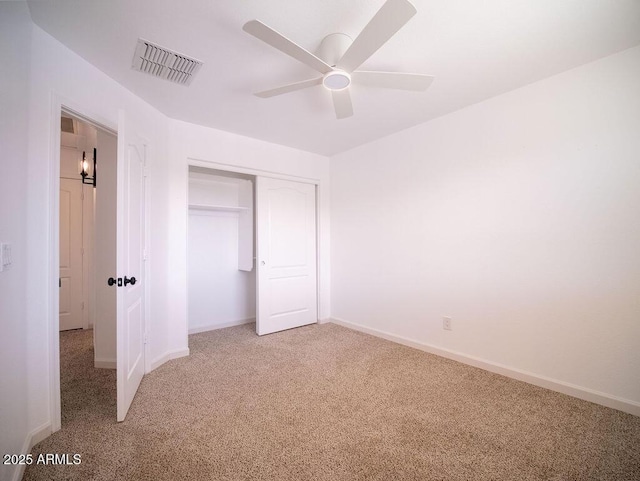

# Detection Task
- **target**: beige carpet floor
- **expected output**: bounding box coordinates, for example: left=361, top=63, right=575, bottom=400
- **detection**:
left=25, top=323, right=640, bottom=481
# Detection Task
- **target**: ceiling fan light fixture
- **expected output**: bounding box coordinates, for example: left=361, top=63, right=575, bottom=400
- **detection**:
left=243, top=0, right=429, bottom=118
left=323, top=70, right=351, bottom=91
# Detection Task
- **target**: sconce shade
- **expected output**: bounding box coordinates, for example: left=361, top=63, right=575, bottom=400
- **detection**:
left=81, top=148, right=97, bottom=187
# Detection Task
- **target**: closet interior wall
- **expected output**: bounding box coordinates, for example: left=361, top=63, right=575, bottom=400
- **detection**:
left=187, top=167, right=255, bottom=334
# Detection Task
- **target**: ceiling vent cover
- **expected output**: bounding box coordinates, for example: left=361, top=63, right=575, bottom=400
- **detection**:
left=61, top=116, right=75, bottom=133
left=132, top=38, right=203, bottom=86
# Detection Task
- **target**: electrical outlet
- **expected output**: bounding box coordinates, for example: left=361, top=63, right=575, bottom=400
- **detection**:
left=443, top=316, right=452, bottom=331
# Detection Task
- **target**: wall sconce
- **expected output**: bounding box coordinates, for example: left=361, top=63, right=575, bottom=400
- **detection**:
left=81, top=148, right=96, bottom=187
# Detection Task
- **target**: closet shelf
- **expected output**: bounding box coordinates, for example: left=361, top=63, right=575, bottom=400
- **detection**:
left=189, top=204, right=249, bottom=213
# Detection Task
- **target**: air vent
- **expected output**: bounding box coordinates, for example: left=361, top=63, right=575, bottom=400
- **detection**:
left=132, top=39, right=203, bottom=86
left=61, top=117, right=75, bottom=133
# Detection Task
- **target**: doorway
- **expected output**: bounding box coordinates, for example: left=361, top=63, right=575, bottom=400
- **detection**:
left=58, top=110, right=118, bottom=424
left=50, top=103, right=150, bottom=431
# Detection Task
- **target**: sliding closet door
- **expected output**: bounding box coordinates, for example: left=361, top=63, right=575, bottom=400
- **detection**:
left=256, top=177, right=317, bottom=335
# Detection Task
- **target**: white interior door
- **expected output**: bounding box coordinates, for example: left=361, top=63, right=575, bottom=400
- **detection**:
left=59, top=178, right=83, bottom=331
left=94, top=130, right=118, bottom=369
left=116, top=112, right=146, bottom=422
left=256, top=177, right=317, bottom=335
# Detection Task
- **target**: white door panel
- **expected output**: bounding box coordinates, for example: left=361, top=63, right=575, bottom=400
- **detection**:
left=256, top=177, right=317, bottom=335
left=59, top=178, right=83, bottom=331
left=126, top=299, right=143, bottom=377
left=94, top=130, right=117, bottom=368
left=116, top=112, right=146, bottom=422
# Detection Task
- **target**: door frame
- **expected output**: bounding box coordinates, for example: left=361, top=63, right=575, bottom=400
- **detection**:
left=185, top=158, right=324, bottom=334
left=47, top=94, right=119, bottom=433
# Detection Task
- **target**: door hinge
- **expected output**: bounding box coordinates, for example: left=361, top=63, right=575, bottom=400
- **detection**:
left=81, top=301, right=85, bottom=310
left=143, top=333, right=148, bottom=345
left=143, top=248, right=148, bottom=261
left=81, top=247, right=84, bottom=256
left=81, top=190, right=84, bottom=201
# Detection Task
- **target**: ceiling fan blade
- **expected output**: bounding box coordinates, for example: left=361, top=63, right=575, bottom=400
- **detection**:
left=332, top=89, right=353, bottom=119
left=352, top=71, right=434, bottom=90
left=337, top=0, right=417, bottom=73
left=243, top=20, right=333, bottom=74
left=254, top=77, right=323, bottom=98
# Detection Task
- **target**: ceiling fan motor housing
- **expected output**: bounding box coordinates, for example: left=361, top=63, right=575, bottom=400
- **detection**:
left=317, top=33, right=354, bottom=91
left=316, top=32, right=353, bottom=65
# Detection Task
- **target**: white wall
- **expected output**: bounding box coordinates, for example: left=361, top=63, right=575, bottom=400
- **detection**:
left=169, top=120, right=332, bottom=345
left=331, top=46, right=640, bottom=411
left=0, top=4, right=32, bottom=481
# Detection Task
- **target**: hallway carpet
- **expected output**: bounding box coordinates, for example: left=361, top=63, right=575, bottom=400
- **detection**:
left=25, top=323, right=640, bottom=480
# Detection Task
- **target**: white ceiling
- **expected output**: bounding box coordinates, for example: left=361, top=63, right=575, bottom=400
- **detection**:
left=27, top=0, right=640, bottom=156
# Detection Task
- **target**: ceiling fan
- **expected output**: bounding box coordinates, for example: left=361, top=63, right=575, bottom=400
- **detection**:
left=243, top=0, right=434, bottom=119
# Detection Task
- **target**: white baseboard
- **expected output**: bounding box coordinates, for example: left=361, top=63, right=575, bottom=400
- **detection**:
left=29, top=423, right=51, bottom=447
left=317, top=318, right=332, bottom=325
left=94, top=358, right=116, bottom=369
left=330, top=317, right=640, bottom=417
left=149, top=348, right=190, bottom=372
left=188, top=318, right=254, bottom=335
left=12, top=422, right=51, bottom=481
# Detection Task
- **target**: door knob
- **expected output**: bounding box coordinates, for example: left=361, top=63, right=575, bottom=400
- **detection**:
left=124, top=276, right=137, bottom=286
left=108, top=277, right=117, bottom=286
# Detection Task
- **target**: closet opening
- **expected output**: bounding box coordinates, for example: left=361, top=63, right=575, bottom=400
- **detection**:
left=187, top=165, right=319, bottom=337
left=187, top=167, right=256, bottom=334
